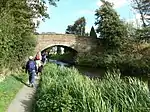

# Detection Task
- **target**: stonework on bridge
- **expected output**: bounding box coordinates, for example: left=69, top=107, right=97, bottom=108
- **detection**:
left=35, top=34, right=97, bottom=53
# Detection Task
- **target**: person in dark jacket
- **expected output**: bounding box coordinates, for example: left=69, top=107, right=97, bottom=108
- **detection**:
left=41, top=52, right=47, bottom=65
left=38, top=65, right=43, bottom=74
left=26, top=56, right=37, bottom=87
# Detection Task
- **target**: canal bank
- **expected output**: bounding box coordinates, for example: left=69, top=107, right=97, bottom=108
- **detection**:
left=48, top=59, right=150, bottom=86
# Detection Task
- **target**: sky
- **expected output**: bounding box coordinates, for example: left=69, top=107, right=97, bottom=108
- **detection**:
left=36, top=0, right=137, bottom=34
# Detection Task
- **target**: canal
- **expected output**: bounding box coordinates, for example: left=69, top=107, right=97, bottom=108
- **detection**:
left=48, top=59, right=150, bottom=88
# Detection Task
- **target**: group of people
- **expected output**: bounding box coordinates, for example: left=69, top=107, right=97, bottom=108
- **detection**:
left=25, top=51, right=47, bottom=87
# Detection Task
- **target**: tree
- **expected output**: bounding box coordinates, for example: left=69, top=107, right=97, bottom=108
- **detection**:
left=130, top=0, right=150, bottom=27
left=0, top=0, right=59, bottom=26
left=121, top=20, right=137, bottom=39
left=74, top=17, right=86, bottom=36
left=95, top=0, right=127, bottom=51
left=0, top=0, right=59, bottom=70
left=130, top=0, right=150, bottom=41
left=66, top=25, right=76, bottom=34
left=65, top=17, right=86, bottom=36
left=90, top=26, right=97, bottom=38
left=85, top=32, right=90, bottom=36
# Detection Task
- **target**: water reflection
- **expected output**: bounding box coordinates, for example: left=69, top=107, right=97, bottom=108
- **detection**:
left=49, top=59, right=105, bottom=78
left=48, top=59, right=150, bottom=88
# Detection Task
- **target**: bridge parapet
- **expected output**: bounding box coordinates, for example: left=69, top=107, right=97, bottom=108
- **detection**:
left=35, top=34, right=98, bottom=53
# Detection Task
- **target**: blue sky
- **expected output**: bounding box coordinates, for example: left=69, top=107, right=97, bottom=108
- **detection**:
left=37, top=0, right=135, bottom=34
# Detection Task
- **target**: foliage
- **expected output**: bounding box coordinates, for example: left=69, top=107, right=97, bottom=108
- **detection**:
left=0, top=73, right=27, bottom=112
left=77, top=43, right=150, bottom=76
left=34, top=64, right=150, bottom=112
left=66, top=17, right=86, bottom=36
left=0, top=0, right=59, bottom=71
left=66, top=25, right=76, bottom=34
left=122, top=21, right=137, bottom=39
left=135, top=27, right=150, bottom=41
left=76, top=53, right=103, bottom=67
left=83, top=0, right=150, bottom=77
left=130, top=0, right=150, bottom=27
left=119, top=53, right=150, bottom=76
left=48, top=52, right=76, bottom=63
left=95, top=0, right=127, bottom=51
left=0, top=0, right=36, bottom=69
left=77, top=52, right=122, bottom=69
left=90, top=26, right=97, bottom=38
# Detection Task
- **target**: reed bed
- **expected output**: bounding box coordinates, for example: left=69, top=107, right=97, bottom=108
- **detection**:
left=35, top=64, right=150, bottom=112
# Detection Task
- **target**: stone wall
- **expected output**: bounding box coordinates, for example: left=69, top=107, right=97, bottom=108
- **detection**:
left=35, top=34, right=98, bottom=53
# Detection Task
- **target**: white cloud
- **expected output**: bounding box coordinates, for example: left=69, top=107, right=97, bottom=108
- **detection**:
left=135, top=13, right=141, bottom=19
left=97, top=0, right=127, bottom=9
left=97, top=0, right=103, bottom=7
left=85, top=26, right=91, bottom=33
left=126, top=13, right=143, bottom=28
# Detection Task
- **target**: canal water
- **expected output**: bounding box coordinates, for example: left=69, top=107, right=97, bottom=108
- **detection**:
left=49, top=59, right=105, bottom=78
left=48, top=59, right=150, bottom=87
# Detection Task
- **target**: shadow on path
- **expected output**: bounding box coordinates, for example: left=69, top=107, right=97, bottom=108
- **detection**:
left=7, top=75, right=40, bottom=112
left=7, top=83, right=36, bottom=112
left=12, top=74, right=29, bottom=87
left=20, top=94, right=35, bottom=112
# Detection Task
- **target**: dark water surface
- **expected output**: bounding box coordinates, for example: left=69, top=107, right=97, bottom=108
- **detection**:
left=49, top=59, right=105, bottom=78
left=49, top=59, right=150, bottom=87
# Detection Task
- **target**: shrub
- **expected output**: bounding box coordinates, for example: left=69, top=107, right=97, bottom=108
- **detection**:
left=120, top=54, right=150, bottom=76
left=34, top=64, right=150, bottom=112
left=77, top=51, right=150, bottom=76
left=0, top=2, right=36, bottom=71
left=49, top=52, right=75, bottom=62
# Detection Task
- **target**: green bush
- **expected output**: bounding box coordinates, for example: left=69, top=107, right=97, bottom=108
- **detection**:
left=49, top=52, right=75, bottom=62
left=76, top=53, right=104, bottom=67
left=0, top=2, right=36, bottom=71
left=34, top=64, right=150, bottom=112
left=120, top=54, right=150, bottom=76
left=77, top=52, right=150, bottom=76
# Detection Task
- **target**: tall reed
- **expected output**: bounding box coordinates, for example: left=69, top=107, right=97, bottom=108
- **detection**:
left=35, top=64, right=150, bottom=112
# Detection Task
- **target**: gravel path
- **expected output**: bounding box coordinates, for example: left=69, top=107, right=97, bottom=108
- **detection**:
left=7, top=78, right=39, bottom=112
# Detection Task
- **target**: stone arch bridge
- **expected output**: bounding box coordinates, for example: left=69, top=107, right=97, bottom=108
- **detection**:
left=35, top=34, right=98, bottom=53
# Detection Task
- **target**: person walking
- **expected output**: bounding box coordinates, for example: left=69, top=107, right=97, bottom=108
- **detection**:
left=41, top=51, right=47, bottom=65
left=38, top=64, right=44, bottom=75
left=26, top=56, right=37, bottom=87
left=35, top=51, right=42, bottom=77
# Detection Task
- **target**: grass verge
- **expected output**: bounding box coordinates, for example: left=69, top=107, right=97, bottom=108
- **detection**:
left=0, top=72, right=27, bottom=112
left=35, top=64, right=150, bottom=112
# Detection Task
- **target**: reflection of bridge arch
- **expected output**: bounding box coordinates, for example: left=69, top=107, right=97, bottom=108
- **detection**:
left=35, top=34, right=97, bottom=53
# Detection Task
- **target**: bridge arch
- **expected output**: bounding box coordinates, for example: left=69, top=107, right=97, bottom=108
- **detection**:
left=41, top=45, right=78, bottom=54
left=35, top=34, right=98, bottom=54
left=40, top=44, right=78, bottom=53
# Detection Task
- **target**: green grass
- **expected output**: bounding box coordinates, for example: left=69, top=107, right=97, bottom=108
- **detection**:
left=0, top=72, right=27, bottom=112
left=49, top=52, right=75, bottom=61
left=35, top=64, right=150, bottom=112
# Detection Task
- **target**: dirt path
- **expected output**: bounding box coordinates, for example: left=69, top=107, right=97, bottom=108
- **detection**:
left=7, top=78, right=39, bottom=112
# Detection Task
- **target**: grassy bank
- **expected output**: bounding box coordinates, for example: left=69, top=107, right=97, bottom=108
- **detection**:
left=76, top=51, right=150, bottom=76
left=34, top=64, right=150, bottom=112
left=0, top=73, right=27, bottom=112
